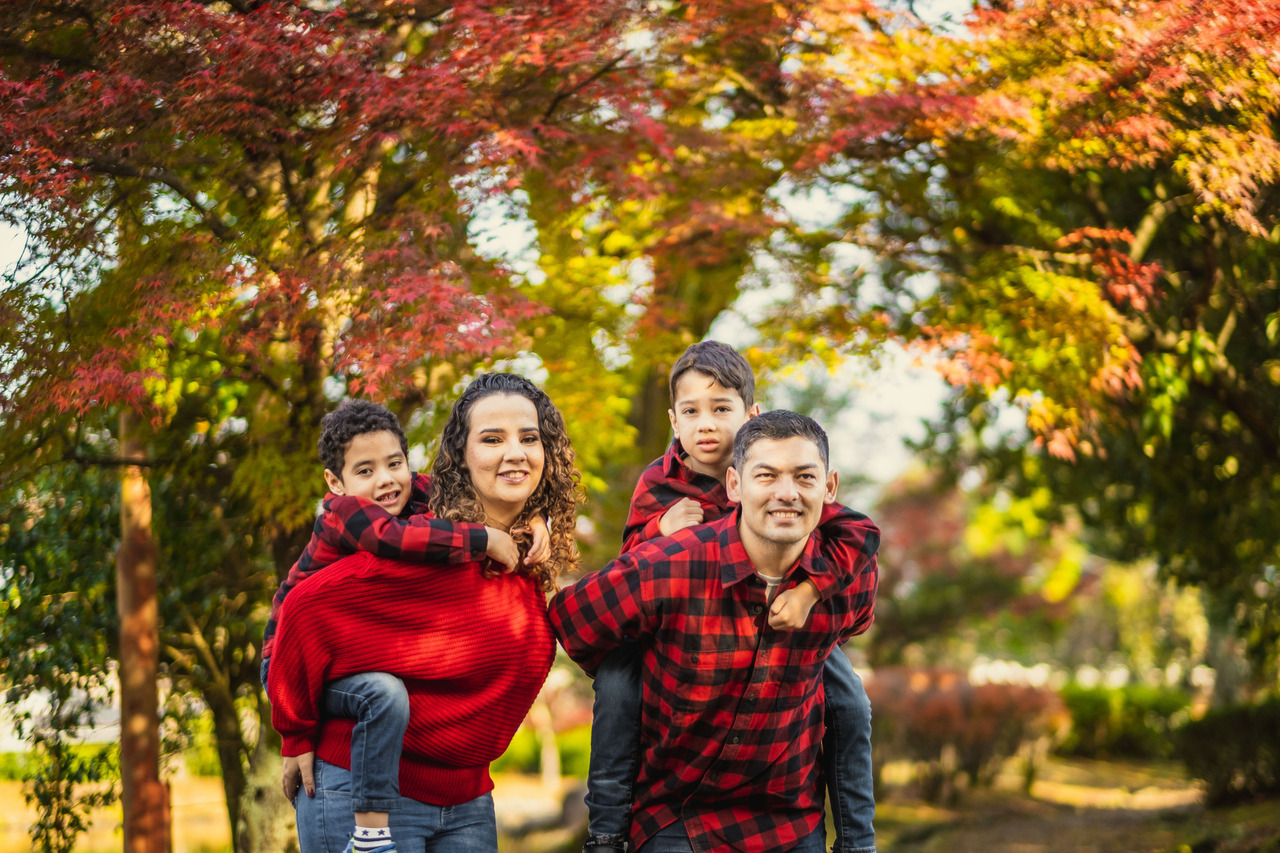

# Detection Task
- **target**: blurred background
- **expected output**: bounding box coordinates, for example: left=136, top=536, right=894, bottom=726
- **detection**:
left=1, top=0, right=1278, bottom=850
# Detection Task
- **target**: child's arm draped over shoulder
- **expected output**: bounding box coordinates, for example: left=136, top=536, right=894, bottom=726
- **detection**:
left=323, top=494, right=490, bottom=564
left=548, top=549, right=659, bottom=677
left=806, top=502, right=881, bottom=637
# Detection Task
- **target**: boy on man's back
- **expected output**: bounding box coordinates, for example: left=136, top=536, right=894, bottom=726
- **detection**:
left=583, top=341, right=878, bottom=853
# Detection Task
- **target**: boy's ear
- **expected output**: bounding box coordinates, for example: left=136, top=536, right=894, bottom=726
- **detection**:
left=746, top=402, right=761, bottom=419
left=323, top=468, right=345, bottom=495
left=726, top=465, right=742, bottom=503
left=668, top=408, right=678, bottom=434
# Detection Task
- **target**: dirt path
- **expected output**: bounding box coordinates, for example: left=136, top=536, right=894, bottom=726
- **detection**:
left=879, top=758, right=1279, bottom=853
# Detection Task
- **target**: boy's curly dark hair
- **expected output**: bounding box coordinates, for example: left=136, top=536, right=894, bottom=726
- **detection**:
left=429, top=373, right=583, bottom=591
left=318, top=399, right=409, bottom=478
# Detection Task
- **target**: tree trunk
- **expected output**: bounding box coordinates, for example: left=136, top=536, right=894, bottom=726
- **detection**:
left=117, top=408, right=172, bottom=853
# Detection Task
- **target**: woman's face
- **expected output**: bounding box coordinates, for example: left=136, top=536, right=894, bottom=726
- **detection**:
left=464, top=393, right=546, bottom=528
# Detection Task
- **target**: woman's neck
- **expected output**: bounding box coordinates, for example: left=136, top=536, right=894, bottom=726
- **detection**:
left=482, top=503, right=521, bottom=532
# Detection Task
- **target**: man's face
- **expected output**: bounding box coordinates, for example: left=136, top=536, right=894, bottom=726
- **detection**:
left=668, top=370, right=760, bottom=479
left=726, top=435, right=837, bottom=552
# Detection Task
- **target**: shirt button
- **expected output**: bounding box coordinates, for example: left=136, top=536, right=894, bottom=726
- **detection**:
left=731, top=735, right=740, bottom=744
left=691, top=653, right=699, bottom=662
left=751, top=604, right=763, bottom=615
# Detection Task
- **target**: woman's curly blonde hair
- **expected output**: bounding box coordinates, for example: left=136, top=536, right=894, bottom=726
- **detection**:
left=428, top=373, right=582, bottom=591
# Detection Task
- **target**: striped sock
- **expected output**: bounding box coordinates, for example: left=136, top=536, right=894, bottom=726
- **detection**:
left=352, top=826, right=393, bottom=852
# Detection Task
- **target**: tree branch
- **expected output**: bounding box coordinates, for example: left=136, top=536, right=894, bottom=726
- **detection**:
left=83, top=156, right=238, bottom=243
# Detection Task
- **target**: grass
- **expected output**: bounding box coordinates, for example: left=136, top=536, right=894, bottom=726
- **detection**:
left=0, top=757, right=1276, bottom=853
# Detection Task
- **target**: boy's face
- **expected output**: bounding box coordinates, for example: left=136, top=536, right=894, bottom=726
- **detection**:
left=324, top=430, right=413, bottom=516
left=668, top=370, right=761, bottom=481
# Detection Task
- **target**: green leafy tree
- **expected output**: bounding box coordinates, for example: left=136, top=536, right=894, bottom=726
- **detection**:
left=777, top=0, right=1280, bottom=682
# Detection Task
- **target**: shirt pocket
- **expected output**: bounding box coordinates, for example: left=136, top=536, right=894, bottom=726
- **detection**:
left=776, top=631, right=830, bottom=711
left=667, top=642, right=736, bottom=717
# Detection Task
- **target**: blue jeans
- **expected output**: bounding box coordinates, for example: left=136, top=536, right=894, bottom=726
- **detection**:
left=823, top=651, right=876, bottom=853
left=294, top=758, right=498, bottom=853
left=323, top=672, right=410, bottom=814
left=585, top=644, right=643, bottom=839
left=636, top=820, right=826, bottom=853
left=587, top=647, right=875, bottom=852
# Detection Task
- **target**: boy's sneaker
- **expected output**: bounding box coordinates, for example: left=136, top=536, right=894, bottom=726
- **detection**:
left=583, top=834, right=627, bottom=853
left=341, top=839, right=397, bottom=853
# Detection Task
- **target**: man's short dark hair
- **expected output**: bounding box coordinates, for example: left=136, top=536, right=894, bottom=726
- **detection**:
left=317, top=399, right=409, bottom=478
left=732, top=410, right=829, bottom=472
left=668, top=340, right=755, bottom=409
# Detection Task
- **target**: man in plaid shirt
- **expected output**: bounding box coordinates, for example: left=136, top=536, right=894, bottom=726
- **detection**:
left=550, top=411, right=879, bottom=853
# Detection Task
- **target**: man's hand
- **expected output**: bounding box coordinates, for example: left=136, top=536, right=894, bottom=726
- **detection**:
left=520, top=516, right=551, bottom=566
left=768, top=579, right=821, bottom=630
left=485, top=527, right=519, bottom=572
left=658, top=498, right=704, bottom=536
left=282, top=751, right=315, bottom=801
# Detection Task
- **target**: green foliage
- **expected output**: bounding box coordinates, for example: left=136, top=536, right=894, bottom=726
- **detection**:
left=556, top=725, right=593, bottom=779
left=176, top=711, right=224, bottom=779
left=25, top=737, right=118, bottom=853
left=490, top=726, right=540, bottom=775
left=0, top=752, right=35, bottom=781
left=1176, top=698, right=1280, bottom=805
left=1057, top=684, right=1191, bottom=760
left=489, top=724, right=592, bottom=779
left=0, top=457, right=120, bottom=853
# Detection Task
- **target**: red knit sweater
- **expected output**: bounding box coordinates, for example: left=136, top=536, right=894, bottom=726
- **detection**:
left=268, top=550, right=556, bottom=806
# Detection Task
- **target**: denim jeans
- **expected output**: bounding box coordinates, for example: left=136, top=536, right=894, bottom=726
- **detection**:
left=585, top=643, right=643, bottom=838
left=322, top=672, right=410, bottom=814
left=587, top=646, right=875, bottom=852
left=823, top=651, right=876, bottom=853
left=294, top=758, right=498, bottom=853
left=636, top=820, right=826, bottom=853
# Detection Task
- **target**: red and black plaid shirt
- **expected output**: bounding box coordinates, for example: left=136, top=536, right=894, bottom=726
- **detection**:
left=549, top=506, right=879, bottom=853
left=621, top=439, right=734, bottom=553
left=260, top=472, right=488, bottom=673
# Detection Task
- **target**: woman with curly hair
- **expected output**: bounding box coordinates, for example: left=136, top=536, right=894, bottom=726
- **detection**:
left=269, top=373, right=583, bottom=853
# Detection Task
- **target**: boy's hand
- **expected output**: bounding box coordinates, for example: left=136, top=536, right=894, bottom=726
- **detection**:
left=659, top=498, right=704, bottom=536
left=519, top=516, right=551, bottom=566
left=768, top=579, right=821, bottom=630
left=282, top=751, right=315, bottom=800
left=485, top=527, right=519, bottom=572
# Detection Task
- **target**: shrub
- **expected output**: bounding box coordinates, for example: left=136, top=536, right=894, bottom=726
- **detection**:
left=1176, top=698, right=1280, bottom=805
left=1057, top=683, right=1191, bottom=760
left=491, top=726, right=540, bottom=774
left=0, top=751, right=36, bottom=781
left=490, top=724, right=593, bottom=778
left=557, top=725, right=592, bottom=779
left=866, top=668, right=1066, bottom=804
